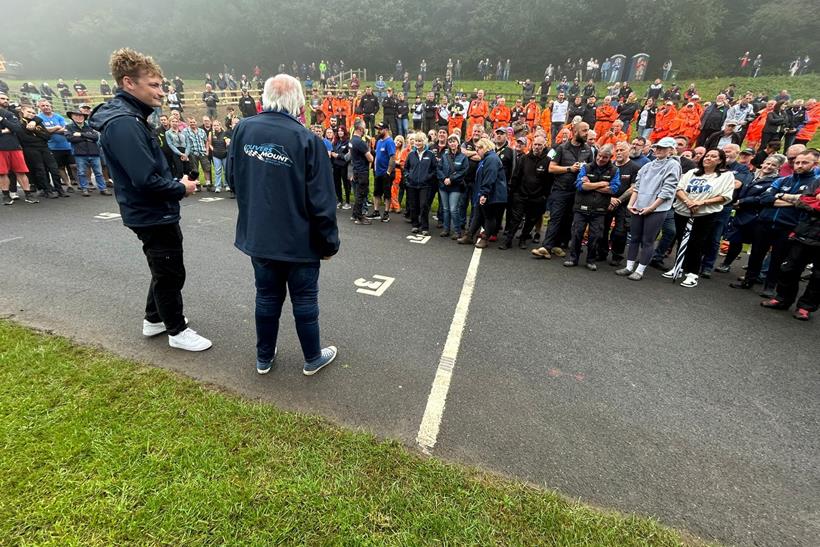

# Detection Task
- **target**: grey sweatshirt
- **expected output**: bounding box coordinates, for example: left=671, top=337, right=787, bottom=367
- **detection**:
left=632, top=157, right=681, bottom=211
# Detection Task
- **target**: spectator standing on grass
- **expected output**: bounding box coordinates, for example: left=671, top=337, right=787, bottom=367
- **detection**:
left=238, top=89, right=256, bottom=118
left=202, top=84, right=220, bottom=119
left=228, top=74, right=340, bottom=376
left=89, top=48, right=210, bottom=352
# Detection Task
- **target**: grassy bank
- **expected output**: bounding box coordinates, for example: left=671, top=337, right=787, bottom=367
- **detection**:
left=0, top=320, right=695, bottom=545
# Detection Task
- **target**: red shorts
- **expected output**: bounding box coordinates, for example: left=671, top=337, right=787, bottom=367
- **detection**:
left=0, top=150, right=29, bottom=175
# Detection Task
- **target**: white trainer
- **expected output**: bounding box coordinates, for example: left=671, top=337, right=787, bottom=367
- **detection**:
left=142, top=316, right=188, bottom=337
left=168, top=328, right=212, bottom=351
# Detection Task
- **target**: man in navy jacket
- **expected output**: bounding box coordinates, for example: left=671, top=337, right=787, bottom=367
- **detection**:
left=227, top=74, right=340, bottom=376
left=90, top=48, right=210, bottom=352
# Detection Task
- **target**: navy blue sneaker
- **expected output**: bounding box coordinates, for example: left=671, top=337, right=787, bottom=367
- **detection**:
left=303, top=346, right=338, bottom=376
left=256, top=347, right=278, bottom=375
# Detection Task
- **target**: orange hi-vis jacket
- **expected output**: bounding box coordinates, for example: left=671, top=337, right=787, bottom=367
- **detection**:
left=490, top=104, right=511, bottom=129
left=540, top=107, right=552, bottom=136
left=599, top=130, right=628, bottom=148
left=524, top=102, right=541, bottom=130
left=448, top=113, right=464, bottom=135
left=594, top=104, right=618, bottom=136
left=467, top=99, right=488, bottom=134
left=673, top=106, right=702, bottom=144
left=651, top=105, right=678, bottom=141
left=745, top=105, right=773, bottom=149
left=321, top=98, right=335, bottom=128
left=333, top=98, right=351, bottom=124
left=796, top=102, right=820, bottom=142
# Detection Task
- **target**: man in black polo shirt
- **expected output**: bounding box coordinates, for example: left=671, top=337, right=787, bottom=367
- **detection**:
left=500, top=134, right=550, bottom=249
left=382, top=88, right=398, bottom=135
left=532, top=121, right=592, bottom=259
left=349, top=119, right=374, bottom=224
left=359, top=87, right=379, bottom=134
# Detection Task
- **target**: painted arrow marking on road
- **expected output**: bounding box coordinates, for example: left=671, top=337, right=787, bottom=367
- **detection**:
left=406, top=234, right=431, bottom=244
left=199, top=197, right=224, bottom=202
left=354, top=275, right=395, bottom=297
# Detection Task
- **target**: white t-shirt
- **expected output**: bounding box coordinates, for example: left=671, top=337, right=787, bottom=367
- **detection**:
left=673, top=170, right=735, bottom=217
left=551, top=100, right=568, bottom=123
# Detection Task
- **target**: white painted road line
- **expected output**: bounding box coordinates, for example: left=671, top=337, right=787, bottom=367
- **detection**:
left=416, top=246, right=482, bottom=453
left=0, top=237, right=23, bottom=245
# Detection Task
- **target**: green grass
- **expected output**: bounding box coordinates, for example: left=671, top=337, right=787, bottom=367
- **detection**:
left=0, top=320, right=697, bottom=545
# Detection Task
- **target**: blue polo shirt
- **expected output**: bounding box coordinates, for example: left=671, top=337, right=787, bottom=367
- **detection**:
left=37, top=112, right=72, bottom=151
left=374, top=136, right=395, bottom=176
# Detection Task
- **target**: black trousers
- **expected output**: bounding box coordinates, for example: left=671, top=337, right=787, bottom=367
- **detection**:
left=352, top=171, right=369, bottom=220
left=569, top=211, right=606, bottom=264
left=776, top=239, right=820, bottom=310
left=746, top=223, right=792, bottom=288
left=23, top=147, right=62, bottom=193
left=468, top=202, right=504, bottom=238
left=406, top=186, right=431, bottom=231
left=598, top=206, right=630, bottom=261
left=363, top=114, right=376, bottom=134
left=673, top=213, right=717, bottom=275
left=504, top=194, right=546, bottom=245
left=383, top=115, right=398, bottom=136
left=332, top=165, right=351, bottom=204
left=543, top=188, right=575, bottom=249
left=130, top=223, right=187, bottom=335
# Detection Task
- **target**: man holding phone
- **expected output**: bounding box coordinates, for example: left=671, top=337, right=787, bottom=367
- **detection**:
left=90, top=48, right=211, bottom=351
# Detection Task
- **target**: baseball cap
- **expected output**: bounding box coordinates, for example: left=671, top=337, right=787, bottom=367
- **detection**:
left=494, top=126, right=509, bottom=134
left=374, top=122, right=388, bottom=130
left=653, top=137, right=677, bottom=148
left=740, top=148, right=755, bottom=155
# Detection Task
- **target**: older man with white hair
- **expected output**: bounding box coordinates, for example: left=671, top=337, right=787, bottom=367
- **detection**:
left=227, top=74, right=340, bottom=376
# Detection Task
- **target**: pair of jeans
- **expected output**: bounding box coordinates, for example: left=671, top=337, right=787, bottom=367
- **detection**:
left=651, top=208, right=677, bottom=263
left=439, top=189, right=464, bottom=234
left=212, top=156, right=226, bottom=190
left=775, top=240, right=820, bottom=310
left=569, top=211, right=606, bottom=264
left=700, top=205, right=734, bottom=273
left=542, top=188, right=575, bottom=249
left=130, top=223, right=187, bottom=336
left=333, top=165, right=351, bottom=204
left=398, top=118, right=409, bottom=137
left=75, top=155, right=106, bottom=190
left=251, top=257, right=321, bottom=364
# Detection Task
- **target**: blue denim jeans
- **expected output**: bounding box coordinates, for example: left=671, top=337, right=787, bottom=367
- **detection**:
left=251, top=257, right=321, bottom=364
left=399, top=118, right=409, bottom=137
left=701, top=205, right=734, bottom=273
left=652, top=208, right=677, bottom=263
left=75, top=155, right=106, bottom=190
left=212, top=157, right=225, bottom=190
left=439, top=189, right=464, bottom=234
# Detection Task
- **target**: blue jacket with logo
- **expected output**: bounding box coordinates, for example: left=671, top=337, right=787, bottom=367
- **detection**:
left=227, top=110, right=339, bottom=262
left=758, top=172, right=820, bottom=230
left=475, top=150, right=508, bottom=204
left=89, top=91, right=186, bottom=228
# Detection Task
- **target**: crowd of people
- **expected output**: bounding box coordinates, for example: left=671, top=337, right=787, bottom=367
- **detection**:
left=1, top=56, right=818, bottom=321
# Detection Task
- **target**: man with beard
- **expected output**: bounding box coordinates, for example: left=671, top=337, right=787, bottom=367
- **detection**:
left=532, top=122, right=592, bottom=259
left=382, top=87, right=399, bottom=135
left=359, top=86, right=379, bottom=134
left=500, top=134, right=550, bottom=249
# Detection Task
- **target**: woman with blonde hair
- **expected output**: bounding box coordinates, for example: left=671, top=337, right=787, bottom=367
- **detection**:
left=403, top=132, right=438, bottom=235
left=390, top=134, right=408, bottom=213
left=457, top=137, right=508, bottom=248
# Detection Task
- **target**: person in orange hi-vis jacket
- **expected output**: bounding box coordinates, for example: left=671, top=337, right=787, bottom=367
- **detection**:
left=448, top=100, right=465, bottom=135
left=673, top=102, right=703, bottom=144
left=489, top=96, right=511, bottom=129
left=348, top=91, right=364, bottom=131
left=539, top=102, right=552, bottom=143
left=594, top=96, right=618, bottom=135
left=745, top=101, right=775, bottom=150
left=391, top=135, right=409, bottom=212
left=795, top=98, right=820, bottom=145
left=651, top=101, right=678, bottom=141
left=598, top=119, right=629, bottom=147
left=524, top=96, right=541, bottom=131
left=333, top=91, right=351, bottom=129
left=321, top=91, right=335, bottom=129
left=466, top=89, right=489, bottom=135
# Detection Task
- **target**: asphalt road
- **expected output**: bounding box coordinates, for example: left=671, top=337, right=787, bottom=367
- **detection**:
left=1, top=194, right=817, bottom=546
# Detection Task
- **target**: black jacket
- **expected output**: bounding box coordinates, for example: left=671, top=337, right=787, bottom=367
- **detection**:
left=733, top=173, right=777, bottom=227
left=17, top=116, right=52, bottom=149
left=89, top=91, right=186, bottom=228
left=581, top=105, right=597, bottom=127
left=238, top=96, right=256, bottom=118
left=66, top=121, right=101, bottom=156
left=793, top=181, right=820, bottom=246
left=0, top=108, right=24, bottom=151
left=382, top=96, right=398, bottom=117
left=511, top=150, right=551, bottom=201
left=396, top=100, right=409, bottom=119
left=703, top=130, right=742, bottom=151
left=360, top=94, right=379, bottom=115
left=404, top=148, right=438, bottom=188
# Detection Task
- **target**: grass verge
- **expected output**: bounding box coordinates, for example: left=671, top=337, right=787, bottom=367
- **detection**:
left=0, top=320, right=695, bottom=545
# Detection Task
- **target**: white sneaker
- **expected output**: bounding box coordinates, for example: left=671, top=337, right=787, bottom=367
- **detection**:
left=9, top=192, right=20, bottom=200
left=662, top=268, right=682, bottom=280
left=680, top=273, right=699, bottom=288
left=168, top=328, right=212, bottom=351
left=215, top=188, right=221, bottom=193
left=143, top=316, right=188, bottom=337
